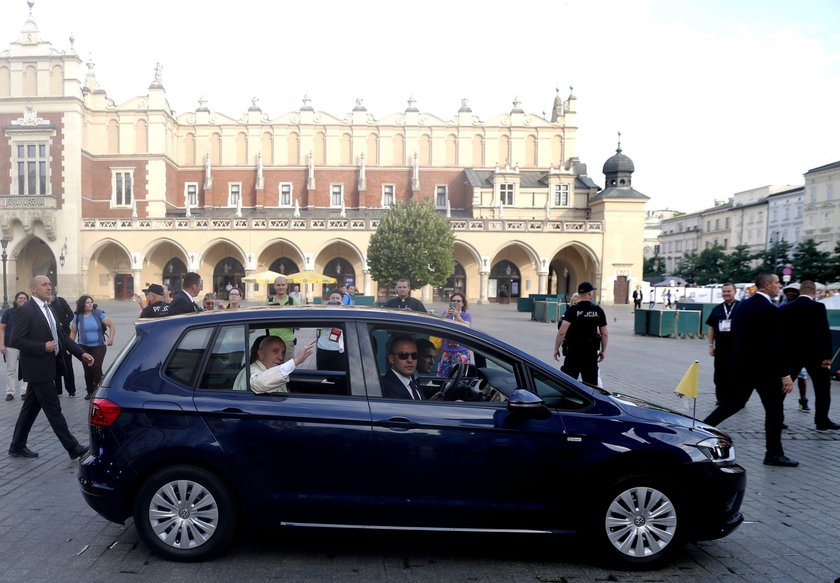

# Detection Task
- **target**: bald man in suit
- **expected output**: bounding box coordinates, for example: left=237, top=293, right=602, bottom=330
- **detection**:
left=8, top=275, right=93, bottom=460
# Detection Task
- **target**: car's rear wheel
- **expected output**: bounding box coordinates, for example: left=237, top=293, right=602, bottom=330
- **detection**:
left=133, top=465, right=236, bottom=562
left=590, top=475, right=684, bottom=567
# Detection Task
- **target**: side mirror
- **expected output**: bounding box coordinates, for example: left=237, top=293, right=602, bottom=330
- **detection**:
left=507, top=388, right=545, bottom=412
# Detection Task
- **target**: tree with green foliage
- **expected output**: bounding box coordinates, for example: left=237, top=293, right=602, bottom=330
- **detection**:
left=675, top=251, right=699, bottom=284
left=831, top=240, right=840, bottom=282
left=367, top=200, right=456, bottom=289
left=791, top=238, right=833, bottom=282
left=721, top=244, right=757, bottom=283
left=755, top=240, right=793, bottom=276
left=643, top=255, right=666, bottom=279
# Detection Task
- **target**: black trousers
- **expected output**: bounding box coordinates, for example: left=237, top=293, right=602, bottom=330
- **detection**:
left=703, top=370, right=785, bottom=457
left=788, top=364, right=832, bottom=426
left=562, top=343, right=599, bottom=386
left=55, top=350, right=77, bottom=395
left=10, top=378, right=82, bottom=453
left=712, top=348, right=736, bottom=404
left=80, top=345, right=106, bottom=394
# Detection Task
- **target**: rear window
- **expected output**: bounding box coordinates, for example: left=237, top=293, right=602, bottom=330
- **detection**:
left=164, top=327, right=213, bottom=386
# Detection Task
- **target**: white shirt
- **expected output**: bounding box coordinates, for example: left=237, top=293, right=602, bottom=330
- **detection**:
left=248, top=359, right=297, bottom=394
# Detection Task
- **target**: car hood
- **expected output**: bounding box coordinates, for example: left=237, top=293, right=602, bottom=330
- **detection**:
left=606, top=391, right=714, bottom=432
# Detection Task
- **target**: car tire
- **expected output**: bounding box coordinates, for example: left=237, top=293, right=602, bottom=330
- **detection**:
left=587, top=474, right=684, bottom=568
left=133, top=465, right=236, bottom=562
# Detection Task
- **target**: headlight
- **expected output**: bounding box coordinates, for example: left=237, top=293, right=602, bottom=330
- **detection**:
left=694, top=436, right=735, bottom=463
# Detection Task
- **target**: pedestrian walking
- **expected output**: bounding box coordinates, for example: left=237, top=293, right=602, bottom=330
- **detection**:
left=1, top=291, right=29, bottom=400
left=552, top=282, right=608, bottom=386
left=7, top=276, right=93, bottom=460
left=702, top=273, right=797, bottom=467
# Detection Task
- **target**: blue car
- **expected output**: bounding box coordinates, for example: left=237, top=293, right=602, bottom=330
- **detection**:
left=78, top=306, right=744, bottom=566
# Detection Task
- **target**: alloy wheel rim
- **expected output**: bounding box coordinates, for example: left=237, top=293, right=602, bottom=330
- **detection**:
left=148, top=479, right=219, bottom=549
left=605, top=486, right=677, bottom=558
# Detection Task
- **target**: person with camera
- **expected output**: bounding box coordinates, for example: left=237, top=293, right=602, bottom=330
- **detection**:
left=436, top=292, right=472, bottom=376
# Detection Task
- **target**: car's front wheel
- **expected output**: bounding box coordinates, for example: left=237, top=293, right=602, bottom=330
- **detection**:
left=590, top=475, right=684, bottom=567
left=133, top=465, right=236, bottom=562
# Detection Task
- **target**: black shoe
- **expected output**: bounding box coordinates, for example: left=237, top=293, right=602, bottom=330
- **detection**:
left=8, top=446, right=39, bottom=458
left=816, top=421, right=840, bottom=431
left=781, top=423, right=788, bottom=430
left=763, top=454, right=799, bottom=467
left=20, top=394, right=25, bottom=400
left=5, top=394, right=13, bottom=401
left=68, top=393, right=76, bottom=398
left=84, top=393, right=92, bottom=400
left=68, top=444, right=88, bottom=460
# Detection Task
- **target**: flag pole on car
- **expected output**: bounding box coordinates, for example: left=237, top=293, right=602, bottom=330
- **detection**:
left=674, top=360, right=699, bottom=427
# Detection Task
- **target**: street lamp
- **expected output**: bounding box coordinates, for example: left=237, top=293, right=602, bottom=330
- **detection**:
left=1, top=237, right=9, bottom=312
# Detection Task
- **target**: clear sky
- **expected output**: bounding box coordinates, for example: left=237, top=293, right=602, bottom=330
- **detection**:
left=4, top=0, right=839, bottom=213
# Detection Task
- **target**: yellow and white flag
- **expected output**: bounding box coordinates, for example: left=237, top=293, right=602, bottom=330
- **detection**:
left=674, top=360, right=699, bottom=399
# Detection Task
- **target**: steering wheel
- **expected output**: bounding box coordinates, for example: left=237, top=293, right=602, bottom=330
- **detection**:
left=440, top=362, right=487, bottom=402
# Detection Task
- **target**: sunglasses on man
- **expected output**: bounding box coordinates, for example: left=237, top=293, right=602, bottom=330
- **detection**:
left=391, top=351, right=418, bottom=360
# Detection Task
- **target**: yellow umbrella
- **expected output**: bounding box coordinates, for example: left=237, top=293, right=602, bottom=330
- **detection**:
left=285, top=270, right=337, bottom=285
left=241, top=270, right=283, bottom=284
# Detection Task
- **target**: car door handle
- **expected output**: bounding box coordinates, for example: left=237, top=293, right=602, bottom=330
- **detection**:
left=377, top=417, right=416, bottom=431
left=217, top=407, right=248, bottom=422
left=320, top=379, right=335, bottom=385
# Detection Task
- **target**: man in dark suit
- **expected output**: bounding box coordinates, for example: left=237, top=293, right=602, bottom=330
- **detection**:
left=380, top=336, right=423, bottom=400
left=703, top=273, right=797, bottom=467
left=780, top=280, right=839, bottom=431
left=167, top=272, right=203, bottom=315
left=8, top=275, right=94, bottom=460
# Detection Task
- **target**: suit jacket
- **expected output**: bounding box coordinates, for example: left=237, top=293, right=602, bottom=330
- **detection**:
left=779, top=296, right=832, bottom=369
left=381, top=369, right=421, bottom=400
left=729, top=293, right=786, bottom=380
left=168, top=290, right=199, bottom=315
left=9, top=298, right=86, bottom=383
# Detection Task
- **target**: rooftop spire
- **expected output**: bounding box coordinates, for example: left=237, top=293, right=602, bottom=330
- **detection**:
left=616, top=131, right=622, bottom=154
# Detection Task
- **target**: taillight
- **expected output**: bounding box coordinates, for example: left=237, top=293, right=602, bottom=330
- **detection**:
left=90, top=398, right=121, bottom=427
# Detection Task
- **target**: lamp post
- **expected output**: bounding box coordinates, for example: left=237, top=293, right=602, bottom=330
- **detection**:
left=1, top=237, right=9, bottom=312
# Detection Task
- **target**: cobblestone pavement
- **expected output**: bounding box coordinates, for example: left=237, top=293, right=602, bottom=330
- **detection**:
left=1, top=301, right=838, bottom=583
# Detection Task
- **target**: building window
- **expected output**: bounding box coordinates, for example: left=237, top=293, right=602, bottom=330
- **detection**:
left=279, top=183, right=293, bottom=207
left=111, top=168, right=133, bottom=207
left=553, top=183, right=570, bottom=206
left=809, top=187, right=816, bottom=203
left=725, top=217, right=730, bottom=228
left=14, top=142, right=50, bottom=195
left=228, top=183, right=241, bottom=207
left=435, top=185, right=447, bottom=209
left=331, top=184, right=344, bottom=208
left=381, top=184, right=394, bottom=207
left=828, top=184, right=834, bottom=200
left=723, top=238, right=728, bottom=247
left=715, top=218, right=720, bottom=230
left=706, top=220, right=710, bottom=231
left=184, top=182, right=198, bottom=207
left=500, top=183, right=514, bottom=205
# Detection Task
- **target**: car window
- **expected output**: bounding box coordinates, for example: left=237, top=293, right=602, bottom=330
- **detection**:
left=532, top=369, right=592, bottom=411
left=198, top=325, right=247, bottom=390
left=164, top=327, right=214, bottom=386
left=370, top=325, right=513, bottom=403
left=230, top=323, right=353, bottom=397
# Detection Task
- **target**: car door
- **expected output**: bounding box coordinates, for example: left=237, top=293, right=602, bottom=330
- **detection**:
left=192, top=320, right=375, bottom=526
left=363, top=323, right=571, bottom=531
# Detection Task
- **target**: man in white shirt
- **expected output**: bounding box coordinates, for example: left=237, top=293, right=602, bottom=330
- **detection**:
left=235, top=336, right=314, bottom=393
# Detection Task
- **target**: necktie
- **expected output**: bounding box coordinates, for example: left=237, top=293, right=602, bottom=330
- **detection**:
left=43, top=303, right=60, bottom=354
left=409, top=379, right=421, bottom=400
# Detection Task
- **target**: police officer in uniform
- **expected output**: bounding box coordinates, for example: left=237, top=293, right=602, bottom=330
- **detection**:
left=706, top=282, right=739, bottom=405
left=553, top=282, right=608, bottom=385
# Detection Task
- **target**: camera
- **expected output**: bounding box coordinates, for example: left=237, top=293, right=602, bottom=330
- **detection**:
left=449, top=302, right=456, bottom=309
